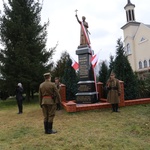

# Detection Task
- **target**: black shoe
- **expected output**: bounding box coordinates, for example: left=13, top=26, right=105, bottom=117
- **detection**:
left=115, top=110, right=120, bottom=113
left=48, top=129, right=57, bottom=134
left=17, top=112, right=22, bottom=114
left=47, top=122, right=57, bottom=134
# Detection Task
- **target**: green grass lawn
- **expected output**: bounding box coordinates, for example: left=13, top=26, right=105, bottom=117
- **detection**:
left=0, top=98, right=150, bottom=150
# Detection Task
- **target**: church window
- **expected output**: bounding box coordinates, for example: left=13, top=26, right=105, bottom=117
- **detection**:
left=132, top=10, right=135, bottom=20
left=129, top=10, right=131, bottom=21
left=139, top=37, right=148, bottom=44
left=126, top=43, right=131, bottom=54
left=144, top=60, right=147, bottom=68
left=139, top=61, right=142, bottom=69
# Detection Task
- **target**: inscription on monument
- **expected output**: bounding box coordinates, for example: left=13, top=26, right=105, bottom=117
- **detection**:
left=78, top=84, right=91, bottom=92
left=79, top=55, right=89, bottom=79
left=76, top=96, right=91, bottom=102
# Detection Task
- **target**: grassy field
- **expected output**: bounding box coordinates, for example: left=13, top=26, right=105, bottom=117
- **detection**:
left=0, top=98, right=150, bottom=150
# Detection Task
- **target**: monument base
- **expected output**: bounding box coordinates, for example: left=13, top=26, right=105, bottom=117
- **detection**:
left=75, top=46, right=99, bottom=104
left=76, top=92, right=99, bottom=104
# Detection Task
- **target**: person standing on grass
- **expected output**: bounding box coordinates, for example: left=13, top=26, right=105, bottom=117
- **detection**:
left=106, top=71, right=121, bottom=112
left=16, top=83, right=24, bottom=114
left=39, top=72, right=61, bottom=134
left=54, top=77, right=62, bottom=110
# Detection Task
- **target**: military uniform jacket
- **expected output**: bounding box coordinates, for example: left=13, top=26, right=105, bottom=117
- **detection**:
left=39, top=80, right=61, bottom=105
left=106, top=78, right=121, bottom=104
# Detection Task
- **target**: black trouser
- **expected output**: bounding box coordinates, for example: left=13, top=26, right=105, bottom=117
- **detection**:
left=17, top=99, right=23, bottom=113
left=112, top=103, right=119, bottom=112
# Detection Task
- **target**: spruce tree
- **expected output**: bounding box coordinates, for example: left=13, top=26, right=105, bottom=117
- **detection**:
left=98, top=61, right=108, bottom=98
left=145, top=74, right=150, bottom=97
left=98, top=61, right=108, bottom=86
left=62, top=57, right=78, bottom=100
left=0, top=0, right=55, bottom=101
left=108, top=55, right=115, bottom=77
left=137, top=74, right=150, bottom=98
left=51, top=51, right=69, bottom=81
left=114, top=38, right=138, bottom=100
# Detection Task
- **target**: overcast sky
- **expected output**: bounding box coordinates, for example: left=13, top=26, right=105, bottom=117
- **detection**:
left=0, top=0, right=150, bottom=63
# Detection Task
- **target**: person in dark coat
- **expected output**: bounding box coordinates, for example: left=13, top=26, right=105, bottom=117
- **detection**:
left=16, top=83, right=24, bottom=114
left=106, top=72, right=121, bottom=112
left=39, top=73, right=61, bottom=134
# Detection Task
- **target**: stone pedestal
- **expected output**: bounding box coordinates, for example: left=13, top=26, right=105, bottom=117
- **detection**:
left=75, top=46, right=99, bottom=104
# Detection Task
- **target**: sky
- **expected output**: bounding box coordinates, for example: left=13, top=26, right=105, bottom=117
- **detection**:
left=0, top=0, right=150, bottom=64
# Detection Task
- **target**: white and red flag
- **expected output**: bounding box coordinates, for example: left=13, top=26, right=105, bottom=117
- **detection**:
left=71, top=57, right=79, bottom=70
left=91, top=51, right=100, bottom=68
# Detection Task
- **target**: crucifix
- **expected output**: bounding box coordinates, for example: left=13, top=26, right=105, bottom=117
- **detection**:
left=75, top=9, right=78, bottom=15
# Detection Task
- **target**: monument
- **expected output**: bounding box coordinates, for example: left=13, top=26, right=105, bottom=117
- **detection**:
left=75, top=10, right=99, bottom=104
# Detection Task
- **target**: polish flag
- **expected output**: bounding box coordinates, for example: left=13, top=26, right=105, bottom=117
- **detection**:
left=91, top=53, right=98, bottom=68
left=71, top=58, right=79, bottom=70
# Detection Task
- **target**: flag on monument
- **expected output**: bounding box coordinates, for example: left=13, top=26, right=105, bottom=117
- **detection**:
left=91, top=53, right=98, bottom=68
left=71, top=57, right=79, bottom=70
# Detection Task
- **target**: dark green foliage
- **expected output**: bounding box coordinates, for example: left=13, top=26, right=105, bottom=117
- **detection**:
left=98, top=61, right=109, bottom=86
left=114, top=38, right=138, bottom=100
left=62, top=57, right=78, bottom=100
left=0, top=0, right=55, bottom=101
left=51, top=51, right=69, bottom=82
left=145, top=74, right=150, bottom=97
left=98, top=61, right=109, bottom=98
left=137, top=74, right=150, bottom=98
left=108, top=55, right=115, bottom=77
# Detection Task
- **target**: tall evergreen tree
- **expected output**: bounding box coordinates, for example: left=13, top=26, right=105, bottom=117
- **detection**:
left=114, top=38, right=138, bottom=100
left=108, top=55, right=114, bottom=77
left=0, top=0, right=55, bottom=101
left=98, top=61, right=108, bottom=86
left=137, top=74, right=150, bottom=98
left=51, top=51, right=69, bottom=81
left=98, top=61, right=108, bottom=98
left=62, top=57, right=78, bottom=100
left=145, top=74, right=150, bottom=97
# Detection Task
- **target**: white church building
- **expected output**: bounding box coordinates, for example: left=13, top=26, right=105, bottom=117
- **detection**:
left=121, top=0, right=150, bottom=79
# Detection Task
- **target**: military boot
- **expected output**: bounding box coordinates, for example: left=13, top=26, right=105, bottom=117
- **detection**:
left=111, top=104, right=115, bottom=112
left=44, top=122, right=48, bottom=134
left=47, top=122, right=57, bottom=134
left=115, top=104, right=120, bottom=112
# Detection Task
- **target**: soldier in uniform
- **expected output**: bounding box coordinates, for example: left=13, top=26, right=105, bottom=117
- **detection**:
left=39, top=73, right=61, bottom=134
left=106, top=72, right=121, bottom=112
left=54, top=77, right=61, bottom=92
left=54, top=77, right=62, bottom=110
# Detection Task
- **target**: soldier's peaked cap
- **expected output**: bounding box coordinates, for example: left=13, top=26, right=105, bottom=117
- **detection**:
left=43, top=72, right=51, bottom=77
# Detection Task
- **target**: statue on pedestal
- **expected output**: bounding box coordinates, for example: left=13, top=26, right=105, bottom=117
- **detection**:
left=75, top=10, right=99, bottom=104
left=75, top=10, right=90, bottom=47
